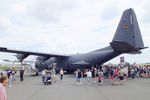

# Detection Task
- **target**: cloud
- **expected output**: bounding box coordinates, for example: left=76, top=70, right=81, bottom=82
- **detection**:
left=25, top=0, right=76, bottom=23
left=0, top=16, right=12, bottom=31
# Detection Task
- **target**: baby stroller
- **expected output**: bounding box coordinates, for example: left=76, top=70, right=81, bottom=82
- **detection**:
left=44, top=73, right=52, bottom=85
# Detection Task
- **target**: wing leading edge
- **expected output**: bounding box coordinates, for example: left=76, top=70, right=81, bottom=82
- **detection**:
left=0, top=47, right=69, bottom=58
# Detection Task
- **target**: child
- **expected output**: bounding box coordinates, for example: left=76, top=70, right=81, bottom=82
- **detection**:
left=9, top=73, right=14, bottom=87
left=111, top=75, right=115, bottom=85
left=113, top=69, right=119, bottom=86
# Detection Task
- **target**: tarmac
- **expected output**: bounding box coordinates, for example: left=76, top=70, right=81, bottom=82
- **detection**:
left=7, top=74, right=150, bottom=100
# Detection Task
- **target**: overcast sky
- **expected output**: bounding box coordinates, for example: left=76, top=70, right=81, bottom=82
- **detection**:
left=0, top=0, right=150, bottom=64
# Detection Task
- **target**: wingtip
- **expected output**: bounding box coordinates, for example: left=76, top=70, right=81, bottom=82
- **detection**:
left=0, top=47, right=7, bottom=51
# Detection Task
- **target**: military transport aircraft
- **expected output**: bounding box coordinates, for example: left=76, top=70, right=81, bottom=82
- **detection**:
left=0, top=8, right=147, bottom=73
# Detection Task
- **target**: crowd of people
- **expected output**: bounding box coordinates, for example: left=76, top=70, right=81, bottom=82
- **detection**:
left=128, top=64, right=150, bottom=78
left=1, top=63, right=150, bottom=100
left=0, top=66, right=26, bottom=100
left=39, top=63, right=150, bottom=86
left=0, top=66, right=25, bottom=87
left=1, top=69, right=16, bottom=87
left=74, top=63, right=150, bottom=86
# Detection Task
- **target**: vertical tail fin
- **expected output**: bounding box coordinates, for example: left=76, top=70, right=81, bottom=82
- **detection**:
left=110, top=8, right=147, bottom=53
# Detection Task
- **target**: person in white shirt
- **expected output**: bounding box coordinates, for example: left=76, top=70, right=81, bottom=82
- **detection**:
left=42, top=69, right=46, bottom=83
left=75, top=69, right=79, bottom=84
left=60, top=68, right=64, bottom=80
left=1, top=70, right=7, bottom=76
left=9, top=73, right=14, bottom=87
left=86, top=69, right=92, bottom=84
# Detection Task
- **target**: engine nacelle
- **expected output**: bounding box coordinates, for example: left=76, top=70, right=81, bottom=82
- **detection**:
left=15, top=53, right=29, bottom=62
left=35, top=57, right=56, bottom=70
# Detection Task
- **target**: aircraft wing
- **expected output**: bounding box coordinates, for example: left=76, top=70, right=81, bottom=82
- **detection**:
left=0, top=47, right=69, bottom=61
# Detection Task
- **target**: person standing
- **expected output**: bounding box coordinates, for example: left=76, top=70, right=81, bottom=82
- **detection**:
left=0, top=76, right=8, bottom=100
left=77, top=69, right=82, bottom=86
left=119, top=68, right=125, bottom=85
left=131, top=68, right=135, bottom=79
left=98, top=70, right=103, bottom=85
left=9, top=73, right=14, bottom=87
left=1, top=70, right=6, bottom=77
left=75, top=69, right=79, bottom=84
left=60, top=68, right=64, bottom=80
left=52, top=68, right=57, bottom=83
left=86, top=69, right=92, bottom=85
left=91, top=67, right=96, bottom=83
left=42, top=69, right=46, bottom=83
left=20, top=67, right=24, bottom=82
left=7, top=69, right=12, bottom=79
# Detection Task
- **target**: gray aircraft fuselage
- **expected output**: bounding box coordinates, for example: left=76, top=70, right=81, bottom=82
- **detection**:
left=36, top=46, right=120, bottom=72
